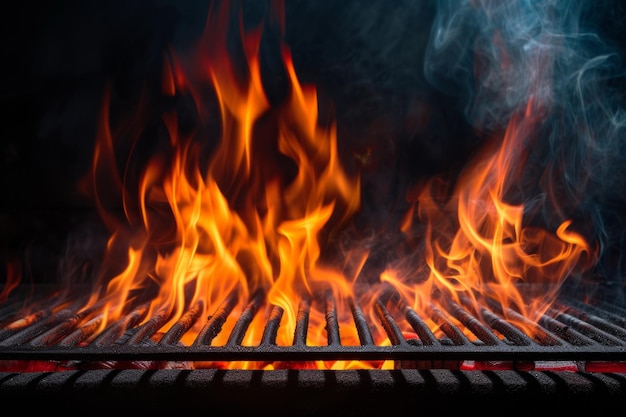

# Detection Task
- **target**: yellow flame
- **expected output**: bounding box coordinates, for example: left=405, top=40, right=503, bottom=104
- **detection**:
left=69, top=3, right=597, bottom=370
left=80, top=2, right=369, bottom=369
left=391, top=110, right=594, bottom=338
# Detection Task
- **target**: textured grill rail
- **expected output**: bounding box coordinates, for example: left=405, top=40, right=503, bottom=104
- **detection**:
left=1, top=287, right=626, bottom=366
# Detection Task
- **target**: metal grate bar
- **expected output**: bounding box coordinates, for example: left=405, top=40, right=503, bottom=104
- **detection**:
left=445, top=301, right=502, bottom=346
left=293, top=297, right=310, bottom=346
left=404, top=306, right=439, bottom=345
left=1, top=290, right=626, bottom=365
left=349, top=298, right=374, bottom=346
left=193, top=292, right=239, bottom=346
left=58, top=315, right=105, bottom=347
left=92, top=304, right=149, bottom=347
left=0, top=342, right=625, bottom=362
left=159, top=300, right=205, bottom=345
left=0, top=308, right=75, bottom=347
left=227, top=291, right=264, bottom=346
left=28, top=308, right=93, bottom=347
left=126, top=307, right=170, bottom=346
left=428, top=304, right=469, bottom=345
left=374, top=300, right=407, bottom=346
left=567, top=299, right=626, bottom=328
left=484, top=298, right=564, bottom=346
left=260, top=305, right=283, bottom=346
left=478, top=307, right=532, bottom=346
left=325, top=294, right=341, bottom=346
left=0, top=292, right=71, bottom=337
left=538, top=314, right=595, bottom=346
left=555, top=301, right=626, bottom=342
left=547, top=308, right=626, bottom=346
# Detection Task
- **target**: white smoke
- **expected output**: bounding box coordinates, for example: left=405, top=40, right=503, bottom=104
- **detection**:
left=423, top=0, right=626, bottom=290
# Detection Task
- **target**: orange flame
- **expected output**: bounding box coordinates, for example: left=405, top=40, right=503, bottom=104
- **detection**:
left=79, top=2, right=368, bottom=368
left=63, top=2, right=597, bottom=370
left=394, top=102, right=595, bottom=338
left=1, top=260, right=22, bottom=304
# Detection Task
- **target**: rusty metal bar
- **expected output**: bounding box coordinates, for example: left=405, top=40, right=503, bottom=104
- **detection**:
left=349, top=298, right=374, bottom=346
left=0, top=309, right=76, bottom=347
left=555, top=301, right=626, bottom=342
left=193, top=292, right=239, bottom=346
left=1, top=290, right=626, bottom=365
left=159, top=300, right=205, bottom=346
left=260, top=305, right=284, bottom=346
left=92, top=304, right=149, bottom=347
left=429, top=303, right=471, bottom=345
left=126, top=307, right=170, bottom=346
left=538, top=314, right=595, bottom=346
left=479, top=307, right=532, bottom=346
left=445, top=301, right=502, bottom=346
left=58, top=315, right=105, bottom=347
left=28, top=312, right=89, bottom=347
left=547, top=308, right=626, bottom=347
left=325, top=294, right=341, bottom=346
left=374, top=300, right=406, bottom=346
left=404, top=307, right=439, bottom=346
left=227, top=291, right=265, bottom=346
left=293, top=297, right=311, bottom=346
left=483, top=298, right=565, bottom=346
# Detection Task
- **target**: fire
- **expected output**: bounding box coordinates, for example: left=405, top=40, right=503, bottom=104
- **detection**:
left=393, top=103, right=594, bottom=338
left=1, top=261, right=21, bottom=304
left=81, top=1, right=367, bottom=367
left=1, top=1, right=597, bottom=371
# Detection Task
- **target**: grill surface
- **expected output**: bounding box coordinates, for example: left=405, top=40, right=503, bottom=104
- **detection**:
left=2, top=286, right=626, bottom=416
left=1, top=285, right=626, bottom=369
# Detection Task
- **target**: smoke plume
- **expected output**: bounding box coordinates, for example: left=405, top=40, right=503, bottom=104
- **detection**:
left=423, top=0, right=626, bottom=296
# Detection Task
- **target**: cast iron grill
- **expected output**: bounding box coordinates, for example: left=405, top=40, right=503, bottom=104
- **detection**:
left=1, top=285, right=626, bottom=369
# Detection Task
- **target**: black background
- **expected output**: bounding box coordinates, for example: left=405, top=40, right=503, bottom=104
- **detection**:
left=1, top=0, right=625, bottom=285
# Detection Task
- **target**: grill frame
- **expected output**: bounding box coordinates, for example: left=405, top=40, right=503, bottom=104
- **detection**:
left=1, top=343, right=626, bottom=363
left=2, top=368, right=625, bottom=416
left=2, top=285, right=626, bottom=369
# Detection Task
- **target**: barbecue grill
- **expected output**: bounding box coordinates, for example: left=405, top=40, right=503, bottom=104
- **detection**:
left=2, top=285, right=626, bottom=366
left=3, top=0, right=626, bottom=415
left=2, top=283, right=626, bottom=415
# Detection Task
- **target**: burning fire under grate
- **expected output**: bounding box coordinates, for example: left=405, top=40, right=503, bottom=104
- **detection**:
left=1, top=285, right=626, bottom=372
left=2, top=3, right=626, bottom=413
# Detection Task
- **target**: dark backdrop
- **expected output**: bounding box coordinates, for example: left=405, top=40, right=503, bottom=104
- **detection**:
left=1, top=0, right=625, bottom=287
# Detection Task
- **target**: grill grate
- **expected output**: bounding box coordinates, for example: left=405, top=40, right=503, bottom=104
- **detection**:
left=1, top=286, right=626, bottom=366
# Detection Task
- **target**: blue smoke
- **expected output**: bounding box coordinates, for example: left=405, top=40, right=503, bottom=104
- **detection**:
left=423, top=0, right=626, bottom=297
